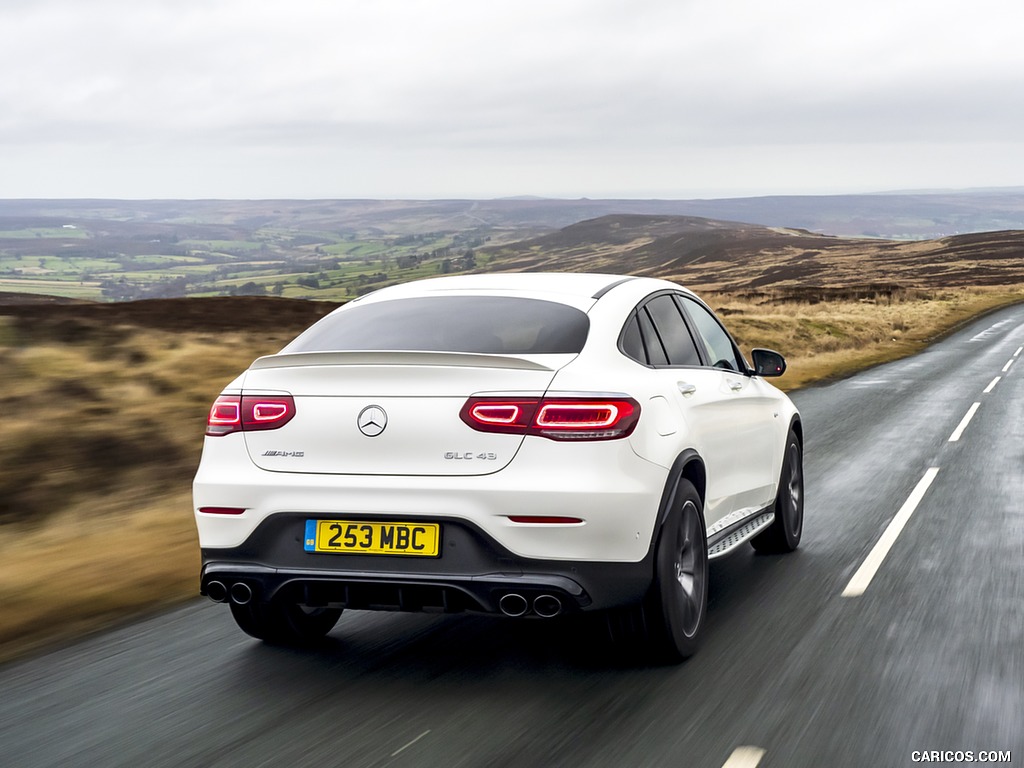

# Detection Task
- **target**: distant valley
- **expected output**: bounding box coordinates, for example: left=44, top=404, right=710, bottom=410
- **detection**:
left=2, top=192, right=1024, bottom=302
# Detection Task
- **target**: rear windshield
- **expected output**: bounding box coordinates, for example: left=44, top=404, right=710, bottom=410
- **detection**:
left=282, top=296, right=590, bottom=355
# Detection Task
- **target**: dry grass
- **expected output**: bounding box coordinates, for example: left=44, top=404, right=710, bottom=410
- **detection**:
left=0, top=489, right=198, bottom=663
left=0, top=327, right=287, bottom=527
left=1, top=285, right=1023, bottom=664
left=712, top=286, right=1024, bottom=389
left=0, top=323, right=293, bottom=663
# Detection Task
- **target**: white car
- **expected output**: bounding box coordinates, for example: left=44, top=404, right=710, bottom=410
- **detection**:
left=193, top=273, right=803, bottom=662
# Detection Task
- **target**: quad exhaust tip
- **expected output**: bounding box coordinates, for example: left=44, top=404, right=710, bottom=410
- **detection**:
left=206, top=580, right=228, bottom=603
left=229, top=582, right=253, bottom=605
left=498, top=593, right=563, bottom=617
left=498, top=593, right=529, bottom=617
left=533, top=594, right=562, bottom=618
left=206, top=581, right=252, bottom=605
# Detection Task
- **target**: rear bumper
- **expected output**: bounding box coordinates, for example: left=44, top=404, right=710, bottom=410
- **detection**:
left=194, top=433, right=668, bottom=563
left=200, top=514, right=655, bottom=614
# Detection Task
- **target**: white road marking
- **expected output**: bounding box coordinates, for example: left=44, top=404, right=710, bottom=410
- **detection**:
left=1015, top=346, right=1023, bottom=357
left=969, top=319, right=1013, bottom=342
left=722, top=746, right=767, bottom=767
left=842, top=468, right=940, bottom=598
left=391, top=730, right=431, bottom=757
left=983, top=377, right=1001, bottom=394
left=1002, top=359, right=1014, bottom=373
left=948, top=403, right=981, bottom=442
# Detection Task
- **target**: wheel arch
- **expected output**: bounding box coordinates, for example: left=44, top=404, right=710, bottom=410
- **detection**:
left=789, top=414, right=804, bottom=446
left=653, top=448, right=706, bottom=538
left=775, top=413, right=803, bottom=501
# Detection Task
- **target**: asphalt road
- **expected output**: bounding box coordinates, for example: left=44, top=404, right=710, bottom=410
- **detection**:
left=2, top=306, right=1022, bottom=768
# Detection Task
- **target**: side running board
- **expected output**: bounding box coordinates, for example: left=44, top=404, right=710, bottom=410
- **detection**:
left=707, top=512, right=775, bottom=560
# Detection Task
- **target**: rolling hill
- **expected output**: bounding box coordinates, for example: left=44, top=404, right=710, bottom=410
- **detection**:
left=480, top=214, right=1024, bottom=294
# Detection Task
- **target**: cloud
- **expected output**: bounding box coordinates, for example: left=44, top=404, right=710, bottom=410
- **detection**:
left=1, top=0, right=1023, bottom=197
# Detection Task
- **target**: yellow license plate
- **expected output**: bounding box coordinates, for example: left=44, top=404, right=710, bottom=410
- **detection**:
left=304, top=520, right=440, bottom=557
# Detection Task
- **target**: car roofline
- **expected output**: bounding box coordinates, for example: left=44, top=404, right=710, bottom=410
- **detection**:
left=590, top=276, right=638, bottom=300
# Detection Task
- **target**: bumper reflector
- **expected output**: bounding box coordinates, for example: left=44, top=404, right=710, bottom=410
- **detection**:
left=508, top=516, right=584, bottom=524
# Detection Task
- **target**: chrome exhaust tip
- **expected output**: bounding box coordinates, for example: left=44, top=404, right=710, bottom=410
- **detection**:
left=498, top=593, right=529, bottom=617
left=533, top=594, right=562, bottom=618
left=206, top=580, right=228, bottom=603
left=229, top=582, right=253, bottom=606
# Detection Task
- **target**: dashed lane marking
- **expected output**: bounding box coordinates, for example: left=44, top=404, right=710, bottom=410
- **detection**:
left=984, top=377, right=1001, bottom=394
left=948, top=402, right=980, bottom=443
left=842, top=468, right=940, bottom=598
left=722, top=746, right=767, bottom=767
left=391, top=730, right=431, bottom=758
left=1002, top=359, right=1014, bottom=373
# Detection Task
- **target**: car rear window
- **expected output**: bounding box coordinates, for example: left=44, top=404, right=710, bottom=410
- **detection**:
left=282, top=296, right=590, bottom=355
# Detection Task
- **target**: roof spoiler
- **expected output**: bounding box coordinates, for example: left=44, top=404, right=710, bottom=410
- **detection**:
left=249, top=350, right=557, bottom=372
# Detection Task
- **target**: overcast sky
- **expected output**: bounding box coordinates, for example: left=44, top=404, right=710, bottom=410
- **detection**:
left=2, top=0, right=1022, bottom=199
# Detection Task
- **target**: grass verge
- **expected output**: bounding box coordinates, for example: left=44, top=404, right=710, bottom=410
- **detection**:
left=0, top=490, right=198, bottom=664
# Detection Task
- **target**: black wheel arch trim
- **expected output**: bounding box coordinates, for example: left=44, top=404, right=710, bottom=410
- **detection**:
left=766, top=414, right=803, bottom=511
left=789, top=414, right=804, bottom=445
left=650, top=448, right=706, bottom=552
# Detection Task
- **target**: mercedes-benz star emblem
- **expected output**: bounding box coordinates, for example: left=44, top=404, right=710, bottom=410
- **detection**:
left=357, top=405, right=388, bottom=437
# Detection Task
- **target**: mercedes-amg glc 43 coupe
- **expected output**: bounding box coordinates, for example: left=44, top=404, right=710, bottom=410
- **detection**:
left=194, top=272, right=803, bottom=662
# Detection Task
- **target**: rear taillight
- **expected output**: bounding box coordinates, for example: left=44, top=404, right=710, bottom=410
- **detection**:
left=460, top=396, right=640, bottom=441
left=205, top=394, right=296, bottom=436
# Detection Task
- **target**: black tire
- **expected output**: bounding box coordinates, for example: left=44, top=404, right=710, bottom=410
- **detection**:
left=751, top=429, right=803, bottom=553
left=608, top=479, right=709, bottom=664
left=230, top=598, right=342, bottom=646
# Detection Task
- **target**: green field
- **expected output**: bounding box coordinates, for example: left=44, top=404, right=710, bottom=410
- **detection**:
left=0, top=222, right=482, bottom=302
left=0, top=280, right=104, bottom=299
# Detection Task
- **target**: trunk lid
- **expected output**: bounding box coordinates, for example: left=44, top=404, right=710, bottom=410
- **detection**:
left=239, top=351, right=568, bottom=476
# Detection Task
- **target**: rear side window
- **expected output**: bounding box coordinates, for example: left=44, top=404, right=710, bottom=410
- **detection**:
left=620, top=294, right=702, bottom=367
left=621, top=314, right=646, bottom=361
left=636, top=308, right=669, bottom=366
left=282, top=296, right=590, bottom=354
left=645, top=295, right=702, bottom=366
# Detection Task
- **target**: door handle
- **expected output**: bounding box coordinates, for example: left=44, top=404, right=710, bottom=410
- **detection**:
left=677, top=382, right=697, bottom=396
left=727, top=379, right=744, bottom=392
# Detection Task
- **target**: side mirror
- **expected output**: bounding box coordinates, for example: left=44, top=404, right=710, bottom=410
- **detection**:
left=751, top=348, right=787, bottom=377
